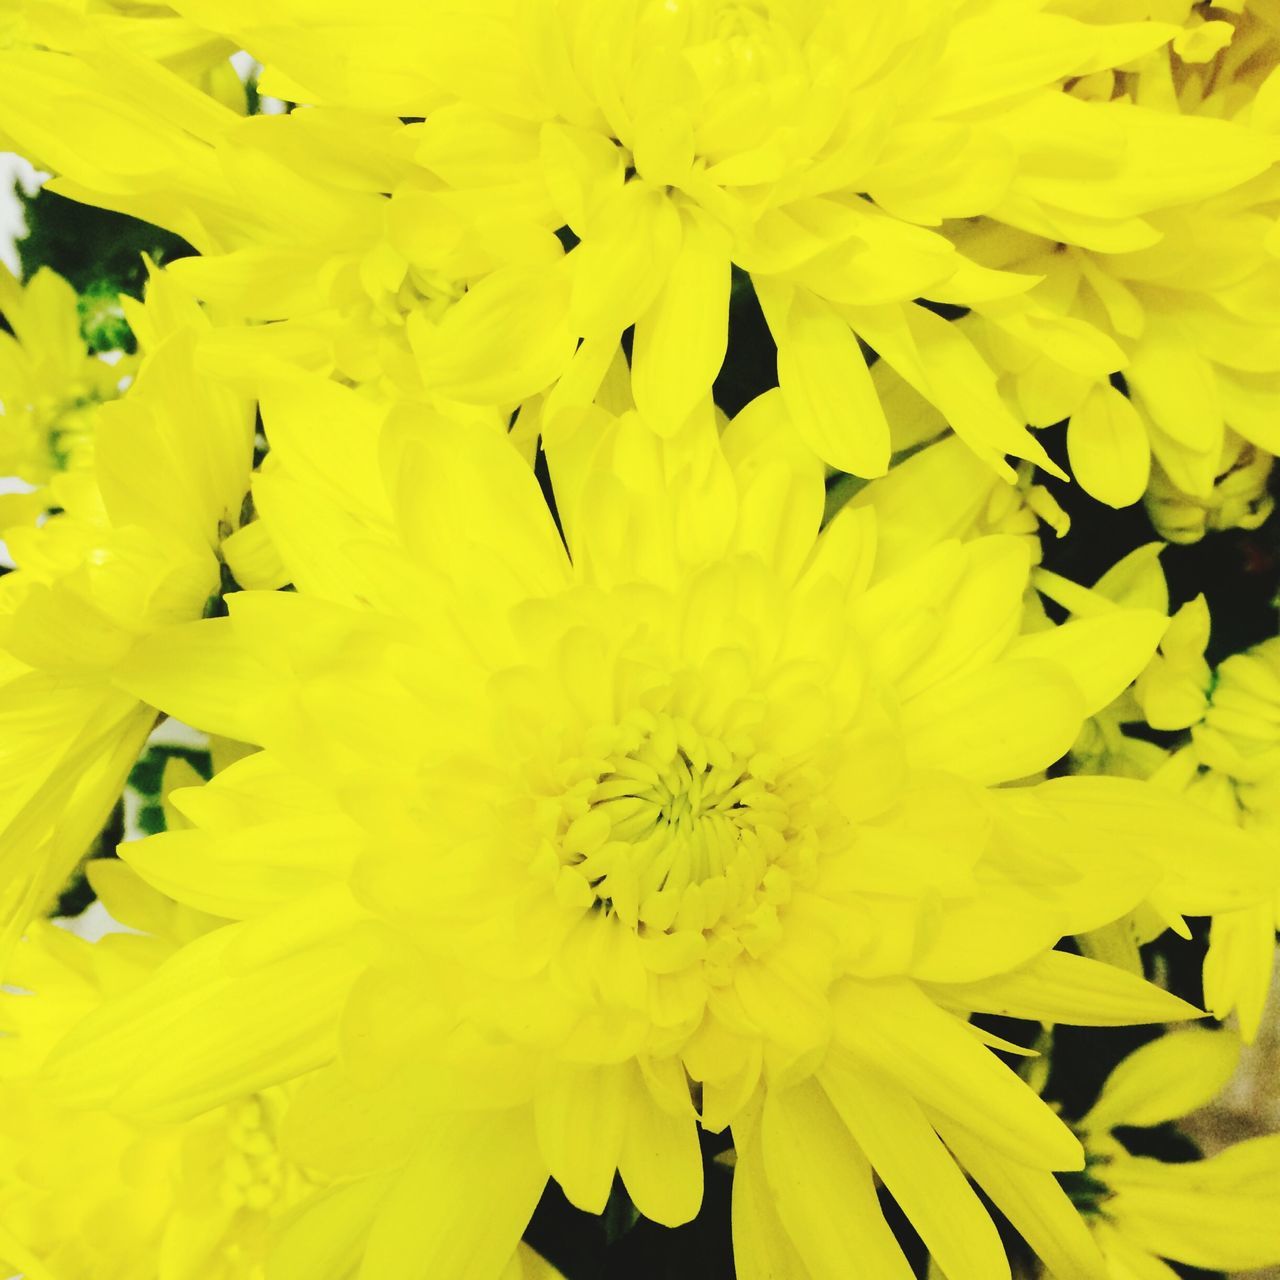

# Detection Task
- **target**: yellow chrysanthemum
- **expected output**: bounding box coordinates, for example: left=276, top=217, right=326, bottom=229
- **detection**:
left=0, top=859, right=564, bottom=1280
left=0, top=267, right=260, bottom=947
left=0, top=33, right=572, bottom=412
left=7, top=1, right=1278, bottom=481
left=32, top=386, right=1274, bottom=1280
left=955, top=2, right=1280, bottom=524
left=1183, top=633, right=1280, bottom=1041
left=0, top=0, right=245, bottom=106
left=1056, top=545, right=1280, bottom=1036
left=0, top=861, right=312, bottom=1280
left=1143, top=428, right=1274, bottom=543
left=1057, top=1028, right=1280, bottom=1278
left=840, top=431, right=1070, bottom=573
left=0, top=264, right=134, bottom=514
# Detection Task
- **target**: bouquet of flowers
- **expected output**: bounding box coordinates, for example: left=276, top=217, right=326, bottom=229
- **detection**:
left=2, top=3, right=1280, bottom=1277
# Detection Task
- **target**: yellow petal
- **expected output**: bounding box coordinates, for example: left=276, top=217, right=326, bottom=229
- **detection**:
left=412, top=264, right=577, bottom=406
left=617, top=1070, right=703, bottom=1227
left=1083, top=1029, right=1240, bottom=1132
left=760, top=1078, right=916, bottom=1280
left=1008, top=608, right=1166, bottom=717
left=832, top=978, right=1082, bottom=1171
left=358, top=1110, right=547, bottom=1280
left=533, top=1061, right=629, bottom=1214
left=386, top=409, right=571, bottom=603
left=1106, top=1135, right=1280, bottom=1272
left=43, top=889, right=369, bottom=1121
left=1067, top=383, right=1151, bottom=509
left=631, top=202, right=732, bottom=432
left=820, top=1058, right=1010, bottom=1280
left=756, top=280, right=890, bottom=477
left=1204, top=903, right=1276, bottom=1042
left=900, top=657, right=1086, bottom=786
left=937, top=1118, right=1108, bottom=1280
left=270, top=1176, right=397, bottom=1280
left=731, top=1127, right=813, bottom=1280
left=930, top=950, right=1200, bottom=1028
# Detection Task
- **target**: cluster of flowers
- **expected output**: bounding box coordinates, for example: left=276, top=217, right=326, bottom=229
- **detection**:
left=2, top=1, right=1280, bottom=1277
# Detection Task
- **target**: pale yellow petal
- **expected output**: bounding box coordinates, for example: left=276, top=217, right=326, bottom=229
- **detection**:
left=756, top=280, right=890, bottom=477
left=832, top=978, right=1082, bottom=1171
left=358, top=1110, right=547, bottom=1280
left=820, top=1057, right=1010, bottom=1280
left=931, top=951, right=1199, bottom=1029
left=617, top=1070, right=704, bottom=1227
left=631, top=203, right=732, bottom=432
left=760, top=1078, right=916, bottom=1280
left=533, top=1061, right=629, bottom=1214
left=1067, top=383, right=1151, bottom=509
left=936, top=1118, right=1108, bottom=1280
left=1083, top=1029, right=1240, bottom=1132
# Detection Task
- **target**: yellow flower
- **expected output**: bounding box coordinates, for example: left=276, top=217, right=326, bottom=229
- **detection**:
left=0, top=857, right=563, bottom=1280
left=1055, top=546, right=1280, bottom=1039
left=0, top=264, right=134, bottom=513
left=0, top=266, right=258, bottom=949
left=1060, top=1028, right=1280, bottom=1278
left=0, top=859, right=309, bottom=1280
left=0, top=0, right=246, bottom=106
left=36, top=387, right=1273, bottom=1280
left=843, top=432, right=1070, bottom=576
left=955, top=4, right=1280, bottom=523
left=10, top=2, right=1275, bottom=481
left=1144, top=429, right=1274, bottom=543
left=0, top=34, right=576, bottom=409
left=1191, top=634, right=1280, bottom=1041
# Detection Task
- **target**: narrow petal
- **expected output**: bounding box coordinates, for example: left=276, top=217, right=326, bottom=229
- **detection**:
left=929, top=951, right=1201, bottom=1029
left=1203, top=903, right=1276, bottom=1042
left=43, top=889, right=371, bottom=1121
left=1106, top=1136, right=1280, bottom=1272
left=936, top=1118, right=1108, bottom=1280
left=760, top=1079, right=915, bottom=1280
left=1082, top=1029, right=1240, bottom=1132
left=1017, top=776, right=1275, bottom=916
left=757, top=279, right=891, bottom=477
left=820, top=1056, right=1010, bottom=1280
left=832, top=977, right=1082, bottom=1171
left=731, top=1126, right=812, bottom=1280
left=631, top=202, right=731, bottom=431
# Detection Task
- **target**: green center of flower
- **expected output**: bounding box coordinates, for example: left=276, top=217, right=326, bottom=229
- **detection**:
left=557, top=710, right=806, bottom=962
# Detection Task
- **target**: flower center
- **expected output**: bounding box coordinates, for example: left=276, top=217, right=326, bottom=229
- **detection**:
left=216, top=1095, right=302, bottom=1215
left=556, top=710, right=811, bottom=963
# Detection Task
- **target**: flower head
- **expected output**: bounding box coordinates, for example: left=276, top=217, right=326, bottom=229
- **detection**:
left=0, top=265, right=134, bottom=514
left=1064, top=1028, right=1280, bottom=1278
left=0, top=266, right=257, bottom=947
left=35, top=387, right=1274, bottom=1280
left=956, top=4, right=1280, bottom=523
